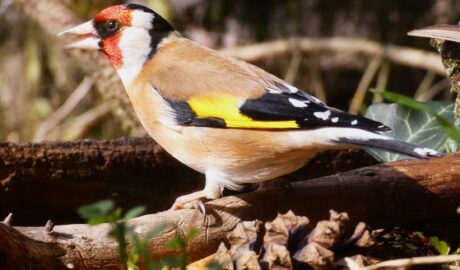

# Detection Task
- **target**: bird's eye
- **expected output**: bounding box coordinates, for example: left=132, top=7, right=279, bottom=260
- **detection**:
left=105, top=20, right=120, bottom=32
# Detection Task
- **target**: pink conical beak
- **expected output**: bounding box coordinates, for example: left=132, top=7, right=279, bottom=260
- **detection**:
left=58, top=20, right=101, bottom=50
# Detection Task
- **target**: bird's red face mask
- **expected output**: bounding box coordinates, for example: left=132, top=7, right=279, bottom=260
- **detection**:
left=59, top=5, right=133, bottom=68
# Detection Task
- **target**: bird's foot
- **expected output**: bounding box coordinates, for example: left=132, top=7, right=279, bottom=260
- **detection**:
left=170, top=191, right=207, bottom=215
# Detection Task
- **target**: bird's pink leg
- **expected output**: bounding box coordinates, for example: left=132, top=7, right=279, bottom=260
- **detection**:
left=171, top=171, right=224, bottom=213
left=170, top=191, right=208, bottom=211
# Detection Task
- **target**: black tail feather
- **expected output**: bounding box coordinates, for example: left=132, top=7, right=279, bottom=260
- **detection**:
left=336, top=137, right=441, bottom=159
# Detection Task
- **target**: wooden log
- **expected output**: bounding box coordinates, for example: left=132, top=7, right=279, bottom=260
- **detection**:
left=0, top=137, right=202, bottom=225
left=1, top=153, right=459, bottom=269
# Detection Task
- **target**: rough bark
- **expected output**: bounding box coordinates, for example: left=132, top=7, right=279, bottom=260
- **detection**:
left=0, top=137, right=201, bottom=225
left=1, top=153, right=459, bottom=269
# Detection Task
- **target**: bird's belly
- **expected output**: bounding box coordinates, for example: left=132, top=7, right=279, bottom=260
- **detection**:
left=147, top=125, right=317, bottom=184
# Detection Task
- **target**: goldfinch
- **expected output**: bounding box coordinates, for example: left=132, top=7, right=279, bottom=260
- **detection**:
left=60, top=4, right=440, bottom=209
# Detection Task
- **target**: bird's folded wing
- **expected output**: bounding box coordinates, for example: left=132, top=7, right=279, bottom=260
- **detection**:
left=142, top=37, right=389, bottom=132
left=169, top=81, right=390, bottom=132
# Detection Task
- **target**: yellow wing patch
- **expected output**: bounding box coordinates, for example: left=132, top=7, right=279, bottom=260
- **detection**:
left=187, top=93, right=298, bottom=129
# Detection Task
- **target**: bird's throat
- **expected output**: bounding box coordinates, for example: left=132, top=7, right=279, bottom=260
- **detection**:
left=101, top=33, right=123, bottom=68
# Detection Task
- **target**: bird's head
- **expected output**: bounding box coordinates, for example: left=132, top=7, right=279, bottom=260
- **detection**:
left=59, top=4, right=175, bottom=85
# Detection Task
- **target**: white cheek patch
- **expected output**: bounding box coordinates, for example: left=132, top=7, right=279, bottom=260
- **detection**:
left=131, top=10, right=154, bottom=29
left=117, top=27, right=152, bottom=87
left=115, top=11, right=155, bottom=87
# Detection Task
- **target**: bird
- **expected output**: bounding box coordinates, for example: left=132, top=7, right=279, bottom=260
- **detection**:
left=59, top=4, right=440, bottom=210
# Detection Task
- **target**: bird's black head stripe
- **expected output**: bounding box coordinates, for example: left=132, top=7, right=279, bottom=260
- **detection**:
left=125, top=4, right=174, bottom=60
left=124, top=3, right=155, bottom=14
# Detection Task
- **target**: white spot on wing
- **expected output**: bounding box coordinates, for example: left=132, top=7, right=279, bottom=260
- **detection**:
left=314, top=110, right=331, bottom=120
left=413, top=147, right=439, bottom=157
left=284, top=83, right=299, bottom=93
left=289, top=98, right=308, bottom=108
left=351, top=120, right=358, bottom=125
left=331, top=117, right=339, bottom=123
left=267, top=88, right=283, bottom=94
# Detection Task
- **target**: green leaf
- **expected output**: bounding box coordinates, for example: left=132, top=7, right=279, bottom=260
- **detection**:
left=161, top=256, right=180, bottom=267
left=168, top=235, right=185, bottom=249
left=430, top=236, right=450, bottom=255
left=371, top=89, right=460, bottom=146
left=365, top=101, right=456, bottom=162
left=123, top=206, right=146, bottom=220
left=186, top=228, right=200, bottom=241
left=77, top=200, right=114, bottom=225
left=371, top=89, right=428, bottom=111
left=207, top=262, right=223, bottom=270
left=112, top=208, right=123, bottom=221
left=128, top=231, right=144, bottom=257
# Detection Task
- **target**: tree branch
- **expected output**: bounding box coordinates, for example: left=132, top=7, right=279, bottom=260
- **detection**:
left=33, top=77, right=94, bottom=142
left=221, top=38, right=444, bottom=75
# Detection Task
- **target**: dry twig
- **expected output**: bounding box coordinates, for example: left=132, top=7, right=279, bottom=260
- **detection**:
left=372, top=61, right=391, bottom=103
left=362, top=255, right=460, bottom=270
left=62, top=102, right=113, bottom=140
left=221, top=38, right=444, bottom=74
left=349, top=57, right=382, bottom=114
left=33, top=77, right=93, bottom=142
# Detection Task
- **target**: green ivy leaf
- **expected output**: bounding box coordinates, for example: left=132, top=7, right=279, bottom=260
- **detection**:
left=207, top=262, right=223, bottom=270
left=186, top=228, right=200, bottom=241
left=77, top=200, right=114, bottom=225
left=161, top=256, right=180, bottom=267
left=168, top=235, right=185, bottom=249
left=453, top=247, right=460, bottom=255
left=365, top=101, right=455, bottom=162
left=123, top=206, right=146, bottom=220
left=430, top=236, right=450, bottom=255
left=371, top=90, right=460, bottom=145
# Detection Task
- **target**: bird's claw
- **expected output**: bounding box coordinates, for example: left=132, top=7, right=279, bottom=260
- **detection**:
left=170, top=197, right=207, bottom=216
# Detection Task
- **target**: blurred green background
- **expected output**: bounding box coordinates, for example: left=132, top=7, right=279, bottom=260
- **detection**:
left=1, top=0, right=459, bottom=143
